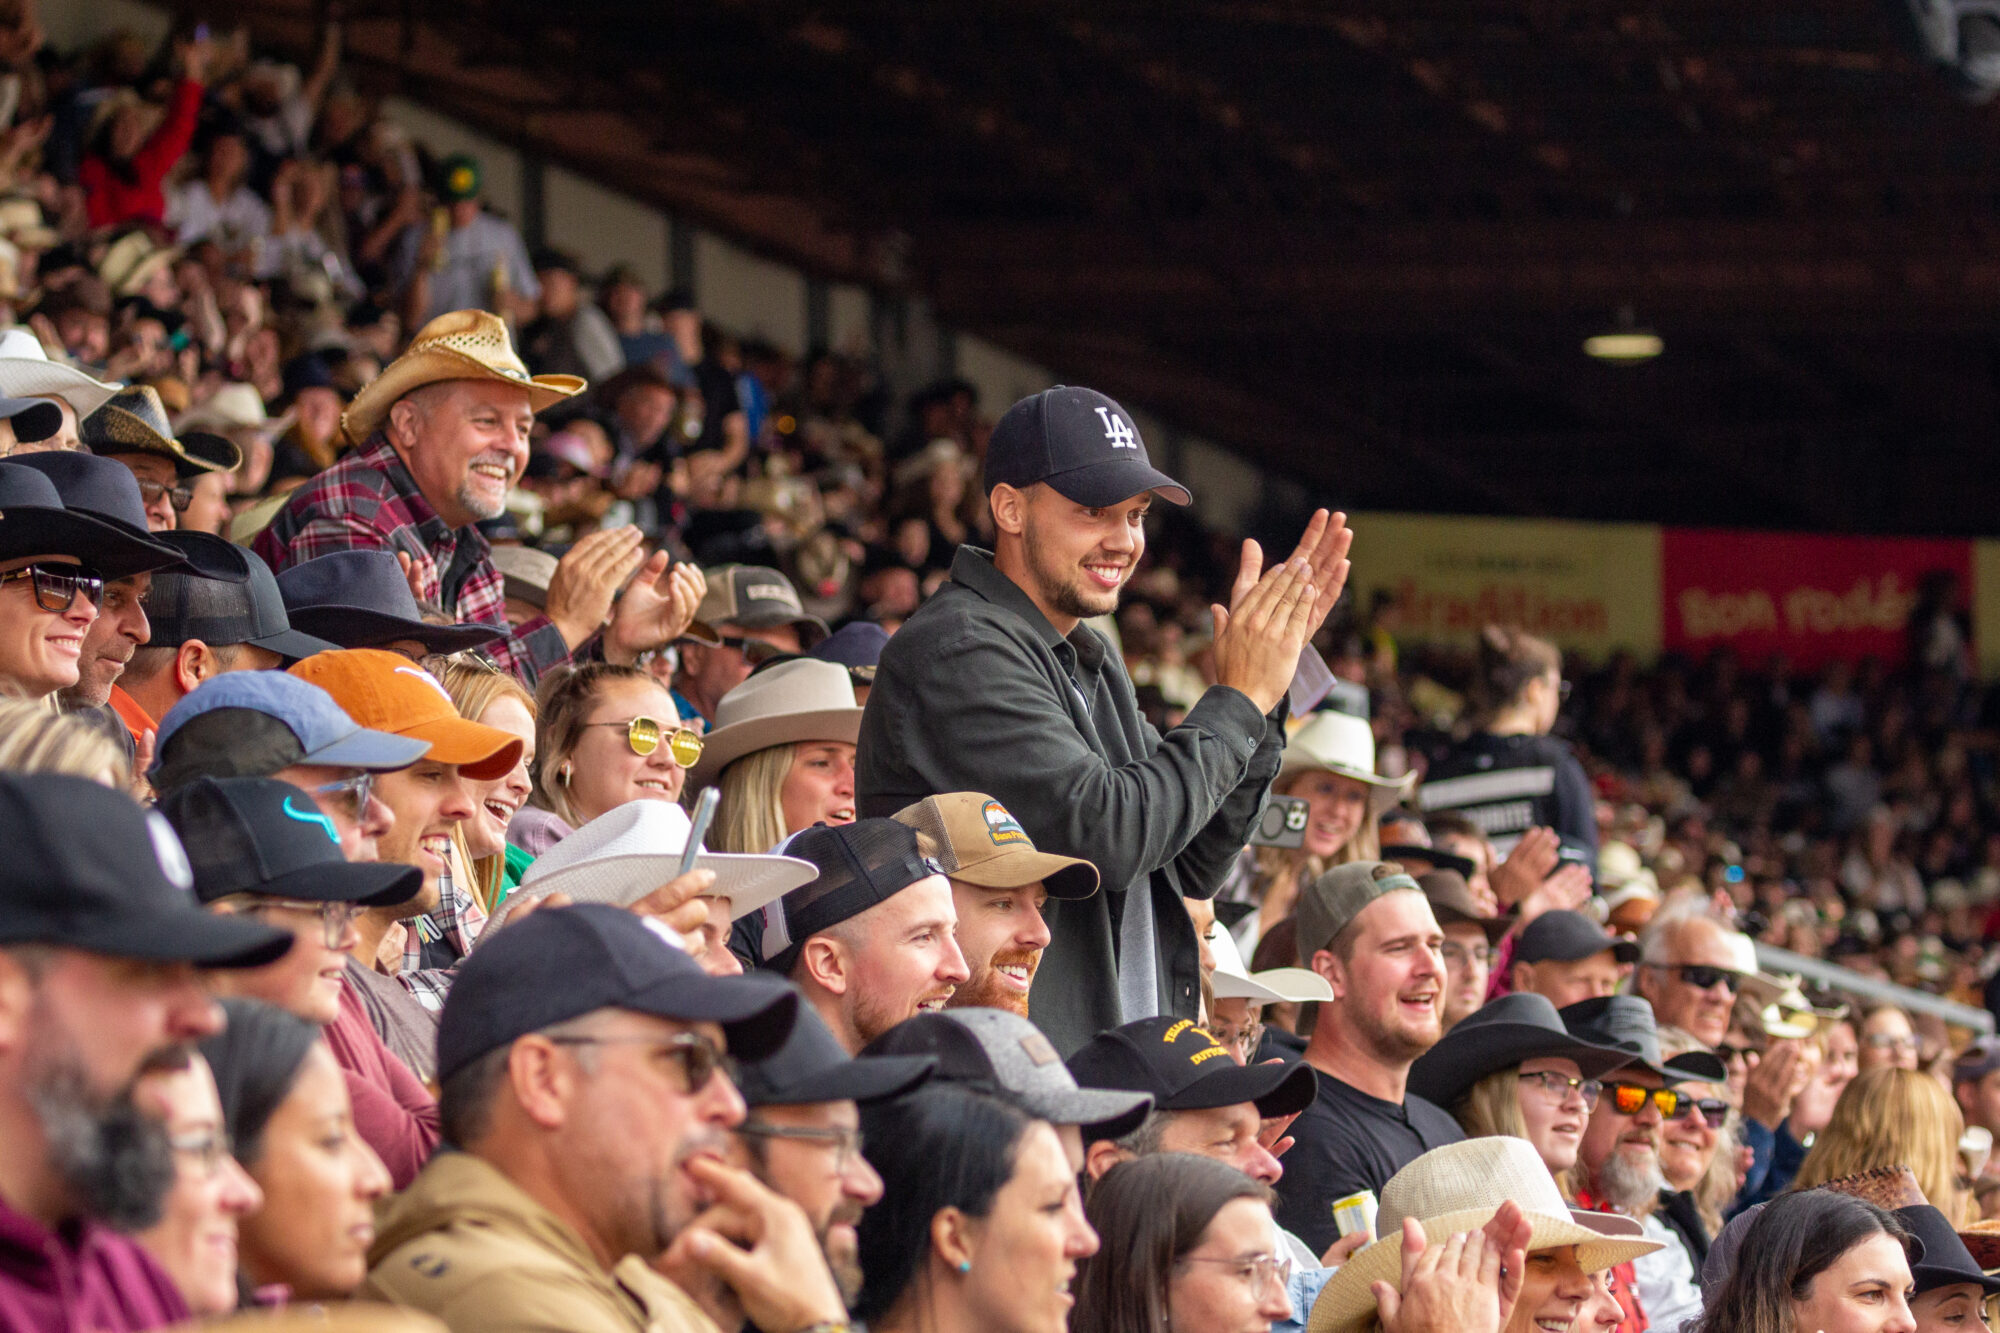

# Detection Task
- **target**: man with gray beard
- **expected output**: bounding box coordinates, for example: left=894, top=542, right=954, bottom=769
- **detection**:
left=0, top=774, right=292, bottom=1331
left=1561, top=996, right=1727, bottom=1333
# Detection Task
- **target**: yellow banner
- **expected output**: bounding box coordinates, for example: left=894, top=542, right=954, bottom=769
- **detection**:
left=1348, top=512, right=1663, bottom=660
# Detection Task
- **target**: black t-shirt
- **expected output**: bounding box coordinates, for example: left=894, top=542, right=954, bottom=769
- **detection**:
left=1271, top=1071, right=1465, bottom=1256
left=1419, top=732, right=1597, bottom=865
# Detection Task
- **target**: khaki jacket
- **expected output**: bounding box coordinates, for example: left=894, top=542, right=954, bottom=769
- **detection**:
left=364, top=1150, right=721, bottom=1333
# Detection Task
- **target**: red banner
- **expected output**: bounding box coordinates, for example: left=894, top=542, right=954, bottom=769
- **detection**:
left=1661, top=529, right=1969, bottom=669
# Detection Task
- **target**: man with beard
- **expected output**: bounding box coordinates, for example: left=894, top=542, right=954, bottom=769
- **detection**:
left=1561, top=996, right=1728, bottom=1333
left=891, top=791, right=1098, bottom=1017
left=367, top=904, right=850, bottom=1333
left=255, top=309, right=702, bottom=689
left=724, top=1005, right=933, bottom=1319
left=0, top=773, right=291, bottom=1330
left=742, top=820, right=968, bottom=1054
left=1271, top=861, right=1463, bottom=1257
left=858, top=385, right=1354, bottom=1055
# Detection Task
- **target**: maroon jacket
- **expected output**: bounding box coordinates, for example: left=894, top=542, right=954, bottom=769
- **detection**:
left=325, top=974, right=441, bottom=1190
left=0, top=1193, right=188, bottom=1332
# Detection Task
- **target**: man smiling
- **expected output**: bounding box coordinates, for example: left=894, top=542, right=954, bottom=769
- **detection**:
left=859, top=384, right=1355, bottom=1054
left=891, top=791, right=1099, bottom=1018
left=255, top=310, right=701, bottom=687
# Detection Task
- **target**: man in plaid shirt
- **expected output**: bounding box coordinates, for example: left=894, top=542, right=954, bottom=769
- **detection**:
left=255, top=309, right=703, bottom=687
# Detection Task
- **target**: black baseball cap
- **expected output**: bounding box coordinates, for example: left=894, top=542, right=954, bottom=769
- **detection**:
left=146, top=540, right=338, bottom=660
left=4, top=451, right=202, bottom=580
left=155, top=776, right=419, bottom=907
left=742, top=819, right=946, bottom=975
left=1515, top=910, right=1641, bottom=966
left=0, top=773, right=291, bottom=968
left=277, top=550, right=502, bottom=656
left=1067, top=1016, right=1317, bottom=1128
left=983, top=386, right=1191, bottom=507
left=1560, top=995, right=1727, bottom=1084
left=863, top=1008, right=1152, bottom=1139
left=437, top=903, right=799, bottom=1083
left=736, top=1002, right=935, bottom=1108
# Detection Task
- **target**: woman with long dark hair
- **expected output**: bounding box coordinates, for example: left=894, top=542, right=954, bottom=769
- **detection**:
left=1695, top=1189, right=1917, bottom=1333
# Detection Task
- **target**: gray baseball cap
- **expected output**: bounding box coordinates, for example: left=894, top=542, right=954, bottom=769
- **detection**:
left=861, top=1007, right=1152, bottom=1139
left=1296, top=860, right=1426, bottom=963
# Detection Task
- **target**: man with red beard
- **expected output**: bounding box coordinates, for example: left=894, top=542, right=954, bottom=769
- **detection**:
left=891, top=792, right=1098, bottom=1017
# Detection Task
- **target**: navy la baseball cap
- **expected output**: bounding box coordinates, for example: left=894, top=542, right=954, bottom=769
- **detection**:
left=983, top=386, right=1191, bottom=507
left=156, top=776, right=419, bottom=906
left=151, top=670, right=430, bottom=791
left=438, top=903, right=799, bottom=1083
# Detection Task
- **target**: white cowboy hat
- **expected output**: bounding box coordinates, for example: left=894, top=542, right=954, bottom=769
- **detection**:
left=1210, top=920, right=1332, bottom=1004
left=1306, top=1136, right=1661, bottom=1333
left=341, top=309, right=585, bottom=445
left=688, top=658, right=864, bottom=788
left=176, top=382, right=273, bottom=434
left=485, top=800, right=817, bottom=934
left=1277, top=710, right=1415, bottom=811
left=0, top=328, right=119, bottom=418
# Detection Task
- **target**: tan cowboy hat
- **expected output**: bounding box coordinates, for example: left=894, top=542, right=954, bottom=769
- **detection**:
left=96, top=229, right=179, bottom=298
left=688, top=658, right=864, bottom=788
left=81, top=385, right=241, bottom=477
left=1278, top=709, right=1416, bottom=810
left=1306, top=1137, right=1661, bottom=1333
left=341, top=309, right=585, bottom=445
left=176, top=382, right=274, bottom=434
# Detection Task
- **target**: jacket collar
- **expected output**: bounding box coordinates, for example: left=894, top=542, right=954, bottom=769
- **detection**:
left=949, top=545, right=1106, bottom=667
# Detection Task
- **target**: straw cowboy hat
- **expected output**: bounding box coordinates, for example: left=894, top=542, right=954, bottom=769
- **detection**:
left=486, top=799, right=817, bottom=934
left=1278, top=709, right=1416, bottom=810
left=81, top=385, right=241, bottom=477
left=688, top=658, right=864, bottom=787
left=1306, top=1136, right=1660, bottom=1333
left=0, top=328, right=119, bottom=418
left=341, top=309, right=585, bottom=445
left=96, top=229, right=179, bottom=298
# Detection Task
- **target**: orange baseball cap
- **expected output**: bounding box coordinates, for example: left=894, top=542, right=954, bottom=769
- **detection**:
left=289, top=648, right=522, bottom=781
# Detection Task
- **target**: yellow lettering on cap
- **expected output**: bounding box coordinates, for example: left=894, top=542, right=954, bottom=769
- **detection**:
left=1190, top=1046, right=1228, bottom=1064
left=1164, top=1020, right=1194, bottom=1043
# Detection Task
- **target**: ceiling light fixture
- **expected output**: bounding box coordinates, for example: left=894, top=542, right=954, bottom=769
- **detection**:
left=1584, top=306, right=1663, bottom=363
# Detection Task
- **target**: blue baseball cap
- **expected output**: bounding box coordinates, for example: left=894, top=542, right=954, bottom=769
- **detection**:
left=151, top=671, right=430, bottom=790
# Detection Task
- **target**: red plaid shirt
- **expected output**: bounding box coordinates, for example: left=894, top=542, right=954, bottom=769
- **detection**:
left=253, top=434, right=571, bottom=685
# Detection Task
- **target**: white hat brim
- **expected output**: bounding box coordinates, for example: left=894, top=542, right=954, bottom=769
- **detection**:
left=488, top=848, right=818, bottom=935
left=1306, top=1208, right=1661, bottom=1333
left=1213, top=966, right=1332, bottom=1004
left=0, top=362, right=119, bottom=418
left=688, top=705, right=865, bottom=787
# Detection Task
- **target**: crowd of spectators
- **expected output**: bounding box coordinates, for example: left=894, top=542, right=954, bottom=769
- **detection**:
left=6, top=12, right=2000, bottom=1333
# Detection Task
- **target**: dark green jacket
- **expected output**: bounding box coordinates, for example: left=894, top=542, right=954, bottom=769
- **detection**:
left=857, top=546, right=1285, bottom=1054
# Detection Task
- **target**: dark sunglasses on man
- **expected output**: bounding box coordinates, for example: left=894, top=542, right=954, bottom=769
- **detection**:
left=0, top=562, right=104, bottom=613
left=1647, top=963, right=1744, bottom=995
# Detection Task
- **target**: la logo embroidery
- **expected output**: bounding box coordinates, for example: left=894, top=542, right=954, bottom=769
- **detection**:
left=1093, top=406, right=1137, bottom=450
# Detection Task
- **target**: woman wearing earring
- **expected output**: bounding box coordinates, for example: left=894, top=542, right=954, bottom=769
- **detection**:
left=521, top=662, right=706, bottom=852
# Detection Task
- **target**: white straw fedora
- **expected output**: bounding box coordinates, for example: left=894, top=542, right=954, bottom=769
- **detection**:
left=688, top=658, right=865, bottom=788
left=0, top=328, right=119, bottom=417
left=1210, top=921, right=1332, bottom=1005
left=485, top=800, right=817, bottom=934
left=1305, top=1136, right=1660, bottom=1333
left=1277, top=710, right=1415, bottom=811
left=341, top=309, right=585, bottom=445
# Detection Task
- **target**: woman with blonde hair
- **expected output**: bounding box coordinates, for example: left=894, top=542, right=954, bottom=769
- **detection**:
left=1792, top=1065, right=1971, bottom=1225
left=688, top=658, right=863, bottom=854
left=440, top=659, right=537, bottom=910
left=527, top=661, right=702, bottom=849
left=0, top=698, right=128, bottom=786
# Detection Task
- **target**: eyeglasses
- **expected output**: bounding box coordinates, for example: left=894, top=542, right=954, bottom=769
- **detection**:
left=1519, top=1070, right=1603, bottom=1110
left=1673, top=1097, right=1731, bottom=1130
left=737, top=1121, right=865, bottom=1171
left=716, top=634, right=789, bottom=666
left=583, top=716, right=704, bottom=768
left=1714, top=1042, right=1756, bottom=1065
left=1864, top=1033, right=1919, bottom=1052
left=166, top=1127, right=237, bottom=1178
left=1178, top=1253, right=1293, bottom=1299
left=247, top=898, right=362, bottom=948
left=0, top=563, right=103, bottom=613
left=132, top=476, right=194, bottom=513
left=1604, top=1081, right=1685, bottom=1119
left=1650, top=964, right=1743, bottom=994
left=1208, top=1020, right=1265, bottom=1057
left=1441, top=941, right=1492, bottom=968
left=547, top=1031, right=735, bottom=1095
left=310, top=771, right=374, bottom=820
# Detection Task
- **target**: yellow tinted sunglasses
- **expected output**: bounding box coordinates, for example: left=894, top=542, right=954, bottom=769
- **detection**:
left=585, top=716, right=704, bottom=768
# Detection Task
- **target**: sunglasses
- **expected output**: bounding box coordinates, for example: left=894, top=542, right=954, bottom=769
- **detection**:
left=1605, top=1081, right=1686, bottom=1119
left=1653, top=964, right=1743, bottom=994
left=1674, top=1097, right=1731, bottom=1130
left=716, top=634, right=789, bottom=666
left=584, top=716, right=704, bottom=767
left=0, top=563, right=104, bottom=613
left=132, top=476, right=194, bottom=513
